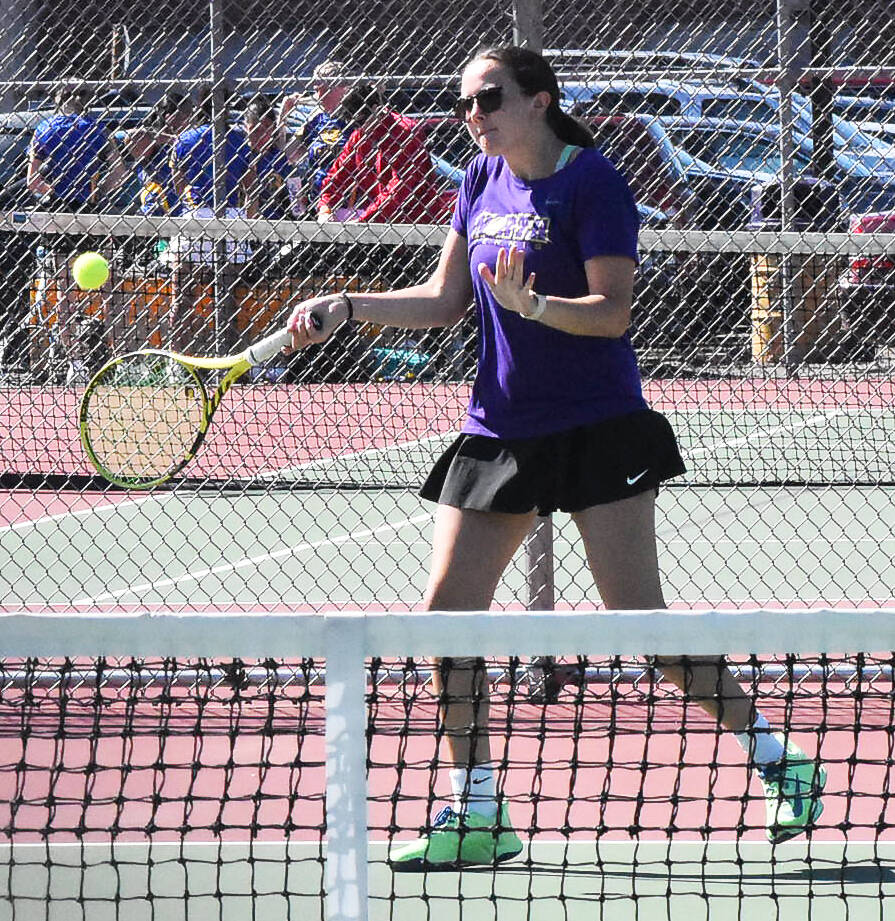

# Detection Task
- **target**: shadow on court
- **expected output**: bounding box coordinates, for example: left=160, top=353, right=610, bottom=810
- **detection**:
left=461, top=859, right=895, bottom=886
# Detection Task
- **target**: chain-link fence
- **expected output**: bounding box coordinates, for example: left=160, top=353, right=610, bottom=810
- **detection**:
left=0, top=0, right=894, bottom=612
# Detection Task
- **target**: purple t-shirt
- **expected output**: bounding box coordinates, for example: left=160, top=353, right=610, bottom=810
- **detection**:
left=452, top=148, right=647, bottom=439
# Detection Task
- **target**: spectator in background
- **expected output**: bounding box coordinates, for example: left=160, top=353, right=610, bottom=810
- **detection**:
left=319, top=84, right=452, bottom=364
left=243, top=93, right=292, bottom=220
left=319, top=83, right=450, bottom=224
left=279, top=59, right=356, bottom=215
left=96, top=90, right=195, bottom=350
left=241, top=93, right=296, bottom=373
left=168, top=82, right=252, bottom=353
left=125, top=90, right=194, bottom=217
left=27, top=81, right=114, bottom=384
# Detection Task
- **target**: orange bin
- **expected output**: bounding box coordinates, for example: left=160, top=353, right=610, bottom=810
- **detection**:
left=28, top=270, right=382, bottom=355
left=749, top=253, right=844, bottom=364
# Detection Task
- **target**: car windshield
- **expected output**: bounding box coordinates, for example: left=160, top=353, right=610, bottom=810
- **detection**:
left=700, top=97, right=775, bottom=123
left=571, top=91, right=682, bottom=118
left=834, top=98, right=895, bottom=123
left=387, top=86, right=456, bottom=115
left=668, top=128, right=812, bottom=173
left=424, top=121, right=475, bottom=166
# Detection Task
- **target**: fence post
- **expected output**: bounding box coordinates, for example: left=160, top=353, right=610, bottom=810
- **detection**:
left=0, top=0, right=27, bottom=111
left=513, top=0, right=553, bottom=610
left=209, top=0, right=231, bottom=355
left=776, top=0, right=811, bottom=371
left=513, top=0, right=557, bottom=700
left=513, top=0, right=544, bottom=51
left=514, top=0, right=554, bottom=614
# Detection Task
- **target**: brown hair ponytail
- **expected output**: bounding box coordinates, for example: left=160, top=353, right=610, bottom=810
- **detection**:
left=464, top=45, right=594, bottom=148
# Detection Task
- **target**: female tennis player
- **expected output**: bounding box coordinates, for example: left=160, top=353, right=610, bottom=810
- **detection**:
left=287, top=45, right=826, bottom=869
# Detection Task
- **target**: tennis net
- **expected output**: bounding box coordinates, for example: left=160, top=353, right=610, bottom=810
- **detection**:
left=2, top=608, right=893, bottom=920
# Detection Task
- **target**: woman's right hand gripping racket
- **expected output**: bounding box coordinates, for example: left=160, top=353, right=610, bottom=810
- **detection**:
left=79, top=314, right=321, bottom=489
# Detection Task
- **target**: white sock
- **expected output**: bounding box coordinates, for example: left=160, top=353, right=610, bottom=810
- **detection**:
left=733, top=713, right=786, bottom=765
left=449, top=763, right=497, bottom=819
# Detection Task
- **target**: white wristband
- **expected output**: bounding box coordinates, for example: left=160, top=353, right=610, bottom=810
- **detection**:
left=523, top=291, right=547, bottom=320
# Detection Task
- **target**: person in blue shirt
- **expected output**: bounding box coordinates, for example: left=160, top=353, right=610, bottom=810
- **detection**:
left=235, top=94, right=299, bottom=376
left=28, top=83, right=108, bottom=210
left=170, top=90, right=252, bottom=212
left=168, top=82, right=252, bottom=353
left=27, top=81, right=112, bottom=384
left=243, top=94, right=293, bottom=221
left=124, top=91, right=194, bottom=217
left=279, top=60, right=356, bottom=216
left=91, top=91, right=195, bottom=351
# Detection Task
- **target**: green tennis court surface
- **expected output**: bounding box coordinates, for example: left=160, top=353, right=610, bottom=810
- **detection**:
left=3, top=381, right=895, bottom=491
left=2, top=483, right=892, bottom=611
left=3, top=399, right=895, bottom=611
left=3, top=842, right=893, bottom=920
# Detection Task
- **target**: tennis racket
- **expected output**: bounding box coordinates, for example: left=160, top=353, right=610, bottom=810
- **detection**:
left=79, top=315, right=320, bottom=489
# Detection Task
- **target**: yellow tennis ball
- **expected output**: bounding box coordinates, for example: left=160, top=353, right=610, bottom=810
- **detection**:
left=72, top=252, right=110, bottom=290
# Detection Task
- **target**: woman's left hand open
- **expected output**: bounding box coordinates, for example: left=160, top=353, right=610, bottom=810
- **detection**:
left=477, top=245, right=536, bottom=315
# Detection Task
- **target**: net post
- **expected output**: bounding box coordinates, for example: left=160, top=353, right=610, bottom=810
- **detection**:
left=324, top=612, right=368, bottom=921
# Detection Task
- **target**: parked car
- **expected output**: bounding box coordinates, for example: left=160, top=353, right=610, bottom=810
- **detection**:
left=832, top=95, right=895, bottom=124
left=839, top=210, right=895, bottom=352
left=656, top=116, right=895, bottom=214
left=581, top=114, right=760, bottom=353
left=561, top=77, right=895, bottom=165
left=544, top=47, right=895, bottom=101
left=582, top=113, right=760, bottom=229
left=545, top=48, right=764, bottom=89
left=850, top=120, right=895, bottom=146
left=561, top=78, right=778, bottom=121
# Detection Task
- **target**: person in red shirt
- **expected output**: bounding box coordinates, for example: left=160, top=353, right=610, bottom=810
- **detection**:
left=319, top=84, right=452, bottom=224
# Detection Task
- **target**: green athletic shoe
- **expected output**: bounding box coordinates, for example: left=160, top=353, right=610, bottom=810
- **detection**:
left=757, top=736, right=826, bottom=844
left=389, top=803, right=523, bottom=871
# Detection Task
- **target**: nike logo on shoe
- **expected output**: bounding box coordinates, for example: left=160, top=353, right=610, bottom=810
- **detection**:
left=626, top=469, right=649, bottom=486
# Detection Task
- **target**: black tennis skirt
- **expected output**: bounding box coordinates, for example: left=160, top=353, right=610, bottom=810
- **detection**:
left=419, top=409, right=686, bottom=516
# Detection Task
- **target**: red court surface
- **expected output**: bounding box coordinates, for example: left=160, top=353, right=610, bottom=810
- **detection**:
left=2, top=377, right=893, bottom=483
left=0, top=681, right=890, bottom=846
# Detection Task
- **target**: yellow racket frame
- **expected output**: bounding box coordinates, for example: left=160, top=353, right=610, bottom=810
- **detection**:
left=79, top=326, right=295, bottom=489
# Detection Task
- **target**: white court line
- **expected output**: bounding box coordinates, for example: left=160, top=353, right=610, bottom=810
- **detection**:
left=665, top=407, right=893, bottom=415
left=683, top=408, right=850, bottom=459
left=664, top=536, right=895, bottom=547
left=0, top=493, right=171, bottom=534
left=258, top=431, right=451, bottom=480
left=0, top=432, right=449, bottom=535
left=72, top=511, right=432, bottom=605
left=13, top=407, right=867, bottom=605
left=0, top=407, right=858, bottom=535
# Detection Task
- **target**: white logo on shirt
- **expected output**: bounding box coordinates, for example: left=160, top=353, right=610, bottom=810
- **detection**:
left=469, top=211, right=551, bottom=247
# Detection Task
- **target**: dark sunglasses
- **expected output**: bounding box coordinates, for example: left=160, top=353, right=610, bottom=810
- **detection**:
left=454, top=85, right=504, bottom=119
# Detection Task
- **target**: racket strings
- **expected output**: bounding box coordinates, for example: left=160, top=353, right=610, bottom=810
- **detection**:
left=83, top=355, right=206, bottom=480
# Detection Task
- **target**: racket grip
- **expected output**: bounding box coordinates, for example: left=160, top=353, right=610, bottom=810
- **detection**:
left=244, top=312, right=323, bottom=365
